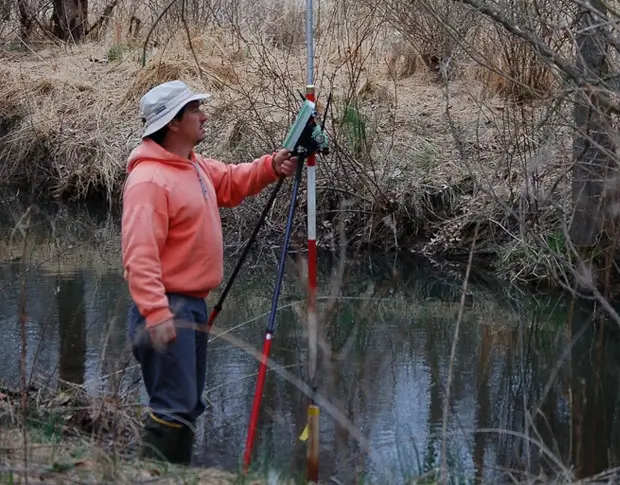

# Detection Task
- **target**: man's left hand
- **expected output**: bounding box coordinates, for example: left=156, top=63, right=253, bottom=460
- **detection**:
left=272, top=149, right=299, bottom=177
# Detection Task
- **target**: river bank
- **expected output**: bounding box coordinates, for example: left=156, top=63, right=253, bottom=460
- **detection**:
left=0, top=24, right=575, bottom=290
left=0, top=381, right=283, bottom=485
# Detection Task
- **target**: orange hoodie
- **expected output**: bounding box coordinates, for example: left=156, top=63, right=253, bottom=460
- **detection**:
left=121, top=139, right=279, bottom=328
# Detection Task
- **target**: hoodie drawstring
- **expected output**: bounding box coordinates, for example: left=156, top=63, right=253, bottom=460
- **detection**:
left=192, top=162, right=209, bottom=200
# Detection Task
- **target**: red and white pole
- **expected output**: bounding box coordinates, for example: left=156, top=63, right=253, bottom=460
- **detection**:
left=306, top=85, right=318, bottom=386
left=305, top=0, right=320, bottom=481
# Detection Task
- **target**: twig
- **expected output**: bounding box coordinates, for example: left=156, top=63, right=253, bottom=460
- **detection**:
left=454, top=0, right=620, bottom=115
left=179, top=0, right=216, bottom=93
left=85, top=0, right=120, bottom=38
left=16, top=206, right=33, bottom=485
left=141, top=0, right=180, bottom=67
left=440, top=220, right=479, bottom=483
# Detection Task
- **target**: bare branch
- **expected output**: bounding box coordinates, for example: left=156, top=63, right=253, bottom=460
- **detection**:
left=453, top=0, right=620, bottom=112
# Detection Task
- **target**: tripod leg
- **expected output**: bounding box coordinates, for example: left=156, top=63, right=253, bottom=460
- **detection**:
left=242, top=158, right=305, bottom=473
left=207, top=177, right=285, bottom=332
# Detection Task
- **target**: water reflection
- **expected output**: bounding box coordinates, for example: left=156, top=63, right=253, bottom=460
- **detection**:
left=57, top=273, right=86, bottom=388
left=2, top=221, right=620, bottom=483
left=568, top=301, right=620, bottom=480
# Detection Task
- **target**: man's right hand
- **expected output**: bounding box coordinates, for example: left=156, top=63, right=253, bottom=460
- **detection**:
left=148, top=318, right=177, bottom=352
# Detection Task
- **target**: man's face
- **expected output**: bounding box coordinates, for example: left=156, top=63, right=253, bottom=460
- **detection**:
left=170, top=101, right=208, bottom=145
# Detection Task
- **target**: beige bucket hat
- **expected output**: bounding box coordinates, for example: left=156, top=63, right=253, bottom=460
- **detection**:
left=140, top=80, right=212, bottom=138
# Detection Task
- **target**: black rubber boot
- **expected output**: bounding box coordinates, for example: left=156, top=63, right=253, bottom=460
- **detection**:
left=178, top=424, right=195, bottom=465
left=139, top=414, right=187, bottom=464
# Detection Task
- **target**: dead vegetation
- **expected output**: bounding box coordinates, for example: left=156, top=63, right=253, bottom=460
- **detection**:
left=0, top=315, right=277, bottom=484
left=0, top=388, right=271, bottom=484
left=0, top=0, right=586, bottom=286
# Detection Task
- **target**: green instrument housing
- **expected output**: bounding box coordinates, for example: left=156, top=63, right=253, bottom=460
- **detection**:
left=282, top=100, right=329, bottom=158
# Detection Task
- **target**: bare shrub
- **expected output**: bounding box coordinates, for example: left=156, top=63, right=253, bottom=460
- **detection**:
left=377, top=0, right=480, bottom=80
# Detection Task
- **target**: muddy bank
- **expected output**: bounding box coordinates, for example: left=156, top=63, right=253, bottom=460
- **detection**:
left=0, top=37, right=572, bottom=287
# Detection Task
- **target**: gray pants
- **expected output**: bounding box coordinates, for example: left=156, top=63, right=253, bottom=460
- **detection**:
left=128, top=293, right=209, bottom=426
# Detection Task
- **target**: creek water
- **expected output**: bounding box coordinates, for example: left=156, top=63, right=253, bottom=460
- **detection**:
left=1, top=203, right=620, bottom=484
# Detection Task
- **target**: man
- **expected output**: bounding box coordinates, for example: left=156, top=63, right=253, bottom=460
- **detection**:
left=122, top=80, right=298, bottom=465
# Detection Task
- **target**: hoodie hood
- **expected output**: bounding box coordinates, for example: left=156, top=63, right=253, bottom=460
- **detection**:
left=127, top=139, right=197, bottom=173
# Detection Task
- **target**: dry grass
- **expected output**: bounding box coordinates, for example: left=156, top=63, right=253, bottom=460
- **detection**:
left=467, top=30, right=559, bottom=102
left=0, top=364, right=278, bottom=484
left=0, top=430, right=270, bottom=484
left=0, top=0, right=583, bottom=286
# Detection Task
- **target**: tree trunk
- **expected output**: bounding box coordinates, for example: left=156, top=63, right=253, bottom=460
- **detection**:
left=569, top=1, right=614, bottom=248
left=52, top=0, right=88, bottom=41
left=0, top=0, right=9, bottom=21
left=17, top=0, right=33, bottom=39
